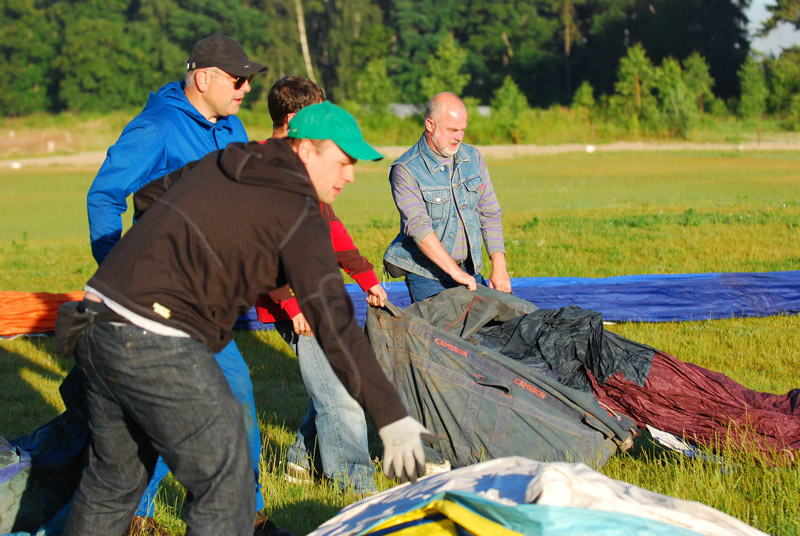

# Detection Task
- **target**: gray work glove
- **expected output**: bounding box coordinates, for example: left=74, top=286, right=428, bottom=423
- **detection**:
left=378, top=416, right=433, bottom=483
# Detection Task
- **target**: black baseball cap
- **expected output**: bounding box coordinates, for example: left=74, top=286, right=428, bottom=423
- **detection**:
left=186, top=35, right=268, bottom=77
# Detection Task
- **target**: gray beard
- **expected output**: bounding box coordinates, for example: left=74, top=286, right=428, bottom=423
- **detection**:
left=433, top=138, right=458, bottom=157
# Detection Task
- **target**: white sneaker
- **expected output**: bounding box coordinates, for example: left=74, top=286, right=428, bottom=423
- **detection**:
left=284, top=461, right=313, bottom=484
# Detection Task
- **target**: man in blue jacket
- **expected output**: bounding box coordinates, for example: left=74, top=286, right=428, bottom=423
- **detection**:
left=85, top=35, right=286, bottom=536
left=88, top=34, right=266, bottom=262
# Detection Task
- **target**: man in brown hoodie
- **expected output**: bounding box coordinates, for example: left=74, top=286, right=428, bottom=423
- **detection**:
left=63, top=102, right=429, bottom=536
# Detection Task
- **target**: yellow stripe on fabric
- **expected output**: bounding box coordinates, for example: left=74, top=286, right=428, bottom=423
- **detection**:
left=367, top=516, right=458, bottom=536
left=363, top=498, right=521, bottom=536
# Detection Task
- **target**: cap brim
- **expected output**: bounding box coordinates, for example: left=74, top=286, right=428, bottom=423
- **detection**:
left=336, top=138, right=383, bottom=161
left=218, top=61, right=269, bottom=77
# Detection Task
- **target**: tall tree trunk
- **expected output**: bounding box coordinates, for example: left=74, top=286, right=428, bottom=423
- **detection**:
left=295, top=0, right=316, bottom=83
left=563, top=0, right=573, bottom=97
left=501, top=31, right=514, bottom=67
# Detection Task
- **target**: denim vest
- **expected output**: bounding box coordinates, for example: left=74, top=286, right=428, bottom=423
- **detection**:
left=384, top=135, right=485, bottom=279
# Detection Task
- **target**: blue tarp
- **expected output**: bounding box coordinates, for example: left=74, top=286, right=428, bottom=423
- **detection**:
left=235, top=271, right=800, bottom=330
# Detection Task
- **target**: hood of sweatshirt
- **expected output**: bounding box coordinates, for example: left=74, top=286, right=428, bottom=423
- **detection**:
left=216, top=138, right=319, bottom=199
left=144, top=81, right=221, bottom=129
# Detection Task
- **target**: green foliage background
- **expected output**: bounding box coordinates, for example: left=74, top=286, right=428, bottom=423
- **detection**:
left=1, top=0, right=794, bottom=118
left=4, top=1, right=800, bottom=142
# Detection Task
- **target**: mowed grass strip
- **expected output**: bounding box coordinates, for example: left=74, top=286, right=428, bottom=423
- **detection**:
left=1, top=151, right=798, bottom=535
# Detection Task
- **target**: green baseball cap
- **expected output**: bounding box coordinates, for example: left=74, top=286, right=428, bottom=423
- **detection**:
left=288, top=101, right=383, bottom=161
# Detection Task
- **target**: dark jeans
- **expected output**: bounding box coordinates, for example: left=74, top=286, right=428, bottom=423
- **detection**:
left=405, top=268, right=486, bottom=303
left=137, top=339, right=264, bottom=517
left=65, top=321, right=254, bottom=536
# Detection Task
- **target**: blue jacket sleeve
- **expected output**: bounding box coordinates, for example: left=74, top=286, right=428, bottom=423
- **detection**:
left=87, top=124, right=166, bottom=264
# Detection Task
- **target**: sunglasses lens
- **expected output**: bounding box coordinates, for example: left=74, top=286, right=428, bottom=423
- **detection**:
left=234, top=76, right=253, bottom=90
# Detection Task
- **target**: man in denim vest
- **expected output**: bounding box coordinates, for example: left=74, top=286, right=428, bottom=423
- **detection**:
left=384, top=92, right=512, bottom=302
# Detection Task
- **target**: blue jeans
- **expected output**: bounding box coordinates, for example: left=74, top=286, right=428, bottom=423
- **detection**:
left=276, top=322, right=376, bottom=493
left=135, top=339, right=264, bottom=516
left=66, top=320, right=255, bottom=536
left=405, top=269, right=486, bottom=303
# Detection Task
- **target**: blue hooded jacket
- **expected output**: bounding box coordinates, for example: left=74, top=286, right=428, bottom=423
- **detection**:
left=87, top=81, right=248, bottom=263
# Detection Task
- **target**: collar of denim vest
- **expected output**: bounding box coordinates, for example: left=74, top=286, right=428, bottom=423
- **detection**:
left=416, top=133, right=471, bottom=175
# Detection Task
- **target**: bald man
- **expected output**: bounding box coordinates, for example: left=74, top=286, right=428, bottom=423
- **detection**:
left=384, top=92, right=511, bottom=302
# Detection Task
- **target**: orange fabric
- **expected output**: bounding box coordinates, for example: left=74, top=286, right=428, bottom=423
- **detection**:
left=0, top=291, right=85, bottom=337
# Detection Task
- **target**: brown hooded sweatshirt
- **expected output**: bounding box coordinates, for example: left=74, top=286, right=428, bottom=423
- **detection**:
left=88, top=138, right=407, bottom=429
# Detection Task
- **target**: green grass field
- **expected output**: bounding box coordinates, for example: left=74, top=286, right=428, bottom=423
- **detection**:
left=1, top=150, right=799, bottom=535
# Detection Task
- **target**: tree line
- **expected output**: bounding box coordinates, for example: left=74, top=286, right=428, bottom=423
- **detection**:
left=2, top=0, right=800, bottom=137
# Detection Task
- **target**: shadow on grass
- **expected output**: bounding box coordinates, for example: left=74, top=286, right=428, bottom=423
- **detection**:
left=270, top=499, right=345, bottom=536
left=0, top=336, right=71, bottom=438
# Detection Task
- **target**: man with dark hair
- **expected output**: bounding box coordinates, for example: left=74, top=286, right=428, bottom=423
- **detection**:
left=256, top=77, right=379, bottom=494
left=267, top=75, right=326, bottom=137
left=84, top=34, right=281, bottom=535
left=63, top=102, right=429, bottom=536
left=384, top=92, right=512, bottom=302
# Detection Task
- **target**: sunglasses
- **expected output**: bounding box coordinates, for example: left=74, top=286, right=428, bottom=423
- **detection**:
left=211, top=69, right=254, bottom=90
left=232, top=74, right=254, bottom=90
